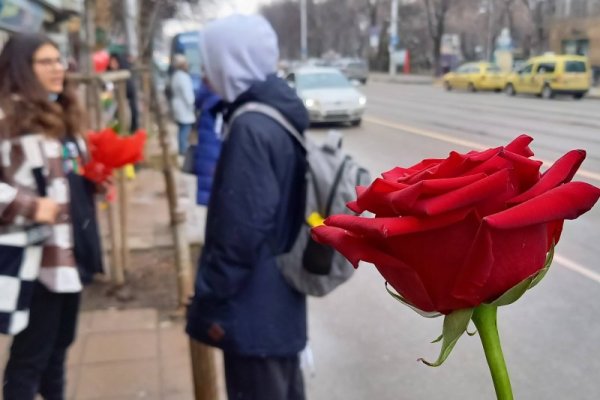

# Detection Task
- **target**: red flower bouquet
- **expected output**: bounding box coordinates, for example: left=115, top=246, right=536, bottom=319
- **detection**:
left=83, top=128, right=147, bottom=184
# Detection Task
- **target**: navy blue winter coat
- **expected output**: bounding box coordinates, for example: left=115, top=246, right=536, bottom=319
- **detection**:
left=186, top=74, right=309, bottom=357
left=194, top=84, right=222, bottom=206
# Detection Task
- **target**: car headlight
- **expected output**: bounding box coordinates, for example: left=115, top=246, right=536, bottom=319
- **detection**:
left=304, top=98, right=316, bottom=108
left=358, top=96, right=367, bottom=106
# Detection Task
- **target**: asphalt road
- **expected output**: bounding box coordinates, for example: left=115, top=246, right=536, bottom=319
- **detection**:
left=305, top=82, right=600, bottom=400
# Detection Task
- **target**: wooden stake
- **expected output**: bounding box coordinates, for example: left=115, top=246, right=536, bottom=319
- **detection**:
left=189, top=339, right=222, bottom=400
left=149, top=74, right=194, bottom=306
left=114, top=81, right=131, bottom=285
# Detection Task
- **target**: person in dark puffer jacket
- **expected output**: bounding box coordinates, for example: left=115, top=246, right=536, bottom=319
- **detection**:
left=186, top=14, right=309, bottom=400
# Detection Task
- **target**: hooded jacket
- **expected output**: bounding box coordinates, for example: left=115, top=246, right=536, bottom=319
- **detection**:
left=186, top=15, right=310, bottom=356
left=193, top=84, right=222, bottom=206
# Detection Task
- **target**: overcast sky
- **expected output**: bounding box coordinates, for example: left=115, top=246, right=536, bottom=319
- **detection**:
left=217, top=0, right=272, bottom=16
left=163, top=0, right=273, bottom=37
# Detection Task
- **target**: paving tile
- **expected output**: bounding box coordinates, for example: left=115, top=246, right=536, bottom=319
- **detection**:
left=77, top=312, right=94, bottom=335
left=163, top=392, right=194, bottom=400
left=66, top=367, right=79, bottom=400
left=82, top=331, right=158, bottom=364
left=67, top=335, right=85, bottom=367
left=75, top=360, right=160, bottom=399
left=158, top=324, right=189, bottom=359
left=160, top=356, right=193, bottom=398
left=0, top=335, right=11, bottom=354
left=89, top=309, right=158, bottom=332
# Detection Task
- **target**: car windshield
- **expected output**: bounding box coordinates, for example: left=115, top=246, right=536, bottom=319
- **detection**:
left=296, top=72, right=351, bottom=90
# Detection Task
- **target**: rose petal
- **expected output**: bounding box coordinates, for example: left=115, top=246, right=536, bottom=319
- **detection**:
left=482, top=224, right=548, bottom=302
left=508, top=150, right=586, bottom=205
left=387, top=175, right=488, bottom=214
left=324, top=208, right=472, bottom=239
left=505, top=134, right=534, bottom=157
left=451, top=223, right=494, bottom=305
left=414, top=169, right=511, bottom=216
left=355, top=178, right=408, bottom=215
left=452, top=223, right=548, bottom=305
left=500, top=149, right=543, bottom=191
left=312, top=225, right=436, bottom=312
left=380, top=211, right=482, bottom=312
left=486, top=182, right=600, bottom=229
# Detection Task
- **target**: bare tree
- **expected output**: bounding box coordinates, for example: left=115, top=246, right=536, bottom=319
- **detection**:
left=423, top=0, right=451, bottom=75
left=518, top=0, right=557, bottom=55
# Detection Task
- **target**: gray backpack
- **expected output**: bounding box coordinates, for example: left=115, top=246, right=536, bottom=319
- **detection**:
left=229, top=102, right=371, bottom=297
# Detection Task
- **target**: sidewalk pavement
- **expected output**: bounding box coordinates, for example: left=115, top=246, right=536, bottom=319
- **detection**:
left=1, top=309, right=198, bottom=400
left=0, top=129, right=218, bottom=400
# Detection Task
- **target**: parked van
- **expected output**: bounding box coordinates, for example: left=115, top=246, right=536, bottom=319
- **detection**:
left=504, top=54, right=591, bottom=99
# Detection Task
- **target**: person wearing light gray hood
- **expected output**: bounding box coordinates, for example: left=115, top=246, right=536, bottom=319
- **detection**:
left=186, top=14, right=309, bottom=400
left=169, top=54, right=196, bottom=155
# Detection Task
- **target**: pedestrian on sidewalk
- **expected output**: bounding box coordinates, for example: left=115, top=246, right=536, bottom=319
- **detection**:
left=0, top=34, right=104, bottom=400
left=193, top=82, right=223, bottom=205
left=186, top=14, right=309, bottom=400
left=169, top=54, right=196, bottom=155
left=108, top=52, right=139, bottom=132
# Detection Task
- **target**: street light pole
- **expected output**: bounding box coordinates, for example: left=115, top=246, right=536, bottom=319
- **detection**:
left=389, top=0, right=399, bottom=75
left=300, top=0, right=308, bottom=61
left=486, top=0, right=494, bottom=61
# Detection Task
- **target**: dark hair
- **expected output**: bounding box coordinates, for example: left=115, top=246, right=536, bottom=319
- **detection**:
left=0, top=33, right=83, bottom=138
left=109, top=53, right=131, bottom=70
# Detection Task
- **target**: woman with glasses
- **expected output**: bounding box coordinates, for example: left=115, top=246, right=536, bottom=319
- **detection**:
left=0, top=33, right=101, bottom=400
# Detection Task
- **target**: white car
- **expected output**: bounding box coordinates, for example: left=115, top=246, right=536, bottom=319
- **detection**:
left=286, top=67, right=366, bottom=126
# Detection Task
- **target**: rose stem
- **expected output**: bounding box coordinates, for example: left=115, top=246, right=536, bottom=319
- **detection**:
left=472, top=304, right=514, bottom=400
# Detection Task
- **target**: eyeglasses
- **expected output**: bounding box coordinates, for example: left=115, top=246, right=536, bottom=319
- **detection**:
left=33, top=57, right=67, bottom=69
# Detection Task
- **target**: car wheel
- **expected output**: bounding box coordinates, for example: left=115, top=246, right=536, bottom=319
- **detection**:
left=468, top=83, right=477, bottom=92
left=573, top=93, right=585, bottom=100
left=541, top=84, right=554, bottom=100
left=505, top=84, right=516, bottom=96
left=494, top=88, right=502, bottom=93
left=444, top=81, right=452, bottom=91
left=351, top=119, right=362, bottom=127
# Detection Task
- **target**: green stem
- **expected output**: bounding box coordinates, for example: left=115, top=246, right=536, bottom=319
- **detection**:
left=472, top=304, right=514, bottom=400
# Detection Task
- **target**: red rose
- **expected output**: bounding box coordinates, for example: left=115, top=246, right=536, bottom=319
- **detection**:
left=312, top=135, right=600, bottom=315
left=87, top=128, right=147, bottom=169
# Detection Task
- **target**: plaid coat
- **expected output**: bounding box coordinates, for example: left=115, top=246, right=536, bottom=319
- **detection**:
left=0, top=106, right=83, bottom=334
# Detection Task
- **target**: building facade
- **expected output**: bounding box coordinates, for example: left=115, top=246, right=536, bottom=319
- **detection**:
left=549, top=0, right=600, bottom=82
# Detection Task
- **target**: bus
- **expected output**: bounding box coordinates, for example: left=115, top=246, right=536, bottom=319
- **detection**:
left=170, top=31, right=203, bottom=92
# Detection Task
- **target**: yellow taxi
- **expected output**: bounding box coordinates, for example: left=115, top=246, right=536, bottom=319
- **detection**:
left=443, top=62, right=506, bottom=92
left=504, top=54, right=591, bottom=99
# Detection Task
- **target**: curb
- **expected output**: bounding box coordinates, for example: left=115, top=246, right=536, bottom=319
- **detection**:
left=369, top=74, right=434, bottom=86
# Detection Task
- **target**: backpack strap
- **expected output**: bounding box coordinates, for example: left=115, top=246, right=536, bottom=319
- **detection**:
left=226, top=102, right=307, bottom=151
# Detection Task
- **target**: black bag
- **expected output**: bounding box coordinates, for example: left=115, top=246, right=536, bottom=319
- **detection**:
left=65, top=139, right=104, bottom=285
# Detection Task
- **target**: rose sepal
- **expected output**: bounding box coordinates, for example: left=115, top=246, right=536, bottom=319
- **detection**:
left=418, top=308, right=474, bottom=367
left=385, top=283, right=441, bottom=319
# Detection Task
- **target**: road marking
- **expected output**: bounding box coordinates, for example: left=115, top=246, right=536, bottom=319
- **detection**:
left=554, top=254, right=600, bottom=284
left=363, top=115, right=600, bottom=285
left=364, top=115, right=600, bottom=183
